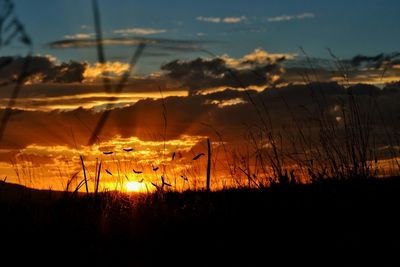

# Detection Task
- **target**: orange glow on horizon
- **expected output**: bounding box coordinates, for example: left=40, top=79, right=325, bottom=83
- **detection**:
left=126, top=181, right=147, bottom=193
left=1, top=134, right=207, bottom=191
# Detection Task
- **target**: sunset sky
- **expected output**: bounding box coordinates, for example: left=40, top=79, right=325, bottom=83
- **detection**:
left=0, top=0, right=399, bottom=191
left=4, top=0, right=400, bottom=73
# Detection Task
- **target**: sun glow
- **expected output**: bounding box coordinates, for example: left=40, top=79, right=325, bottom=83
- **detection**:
left=126, top=181, right=146, bottom=193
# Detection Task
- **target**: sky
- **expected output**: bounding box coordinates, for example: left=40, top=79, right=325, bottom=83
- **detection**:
left=0, top=0, right=400, bottom=191
left=4, top=0, right=400, bottom=74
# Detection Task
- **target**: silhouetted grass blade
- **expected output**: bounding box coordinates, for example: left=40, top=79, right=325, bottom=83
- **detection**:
left=133, top=169, right=142, bottom=174
left=192, top=153, right=205, bottom=160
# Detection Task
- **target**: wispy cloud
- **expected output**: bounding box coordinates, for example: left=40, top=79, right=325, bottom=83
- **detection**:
left=267, top=12, right=315, bottom=22
left=47, top=37, right=207, bottom=53
left=80, top=24, right=91, bottom=30
left=63, top=33, right=94, bottom=39
left=296, top=13, right=315, bottom=19
left=196, top=16, right=221, bottom=23
left=113, top=28, right=167, bottom=36
left=196, top=16, right=247, bottom=24
left=223, top=16, right=247, bottom=23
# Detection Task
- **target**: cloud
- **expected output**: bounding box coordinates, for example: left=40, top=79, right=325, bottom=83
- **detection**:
left=63, top=33, right=94, bottom=39
left=2, top=50, right=399, bottom=113
left=347, top=52, right=400, bottom=69
left=3, top=47, right=400, bottom=187
left=281, top=53, right=400, bottom=86
left=207, top=97, right=246, bottom=108
left=0, top=88, right=254, bottom=150
left=1, top=82, right=399, bottom=189
left=0, top=55, right=155, bottom=86
left=47, top=37, right=205, bottom=52
left=113, top=28, right=167, bottom=36
left=0, top=90, right=187, bottom=111
left=223, top=16, right=247, bottom=23
left=267, top=12, right=315, bottom=22
left=196, top=16, right=247, bottom=24
left=83, top=61, right=130, bottom=82
left=0, top=56, right=86, bottom=84
left=221, top=48, right=296, bottom=68
left=196, top=16, right=221, bottom=23
left=161, top=48, right=288, bottom=94
left=1, top=82, right=399, bottom=151
left=0, top=70, right=186, bottom=111
left=48, top=38, right=151, bottom=48
left=296, top=13, right=315, bottom=19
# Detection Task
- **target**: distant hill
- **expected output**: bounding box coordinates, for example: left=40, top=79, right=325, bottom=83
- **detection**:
left=0, top=181, right=65, bottom=203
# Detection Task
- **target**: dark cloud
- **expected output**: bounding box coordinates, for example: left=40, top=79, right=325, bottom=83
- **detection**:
left=47, top=37, right=207, bottom=53
left=1, top=82, right=399, bottom=154
left=282, top=54, right=400, bottom=85
left=289, top=53, right=400, bottom=71
left=161, top=56, right=284, bottom=95
left=0, top=56, right=86, bottom=83
left=282, top=66, right=337, bottom=83
left=349, top=52, right=400, bottom=69
left=201, top=88, right=255, bottom=101
left=43, top=61, right=86, bottom=83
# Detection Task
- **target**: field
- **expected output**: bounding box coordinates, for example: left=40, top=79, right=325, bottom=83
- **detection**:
left=1, top=1, right=400, bottom=266
left=1, top=177, right=400, bottom=266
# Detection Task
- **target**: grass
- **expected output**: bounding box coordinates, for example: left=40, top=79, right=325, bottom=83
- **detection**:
left=1, top=1, right=400, bottom=265
left=1, top=176, right=400, bottom=266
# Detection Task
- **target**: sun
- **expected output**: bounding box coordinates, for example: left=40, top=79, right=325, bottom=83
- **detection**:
left=126, top=181, right=145, bottom=193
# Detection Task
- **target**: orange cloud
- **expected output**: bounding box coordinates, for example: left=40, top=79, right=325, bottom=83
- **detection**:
left=113, top=28, right=167, bottom=35
left=83, top=61, right=131, bottom=82
left=63, top=33, right=94, bottom=39
left=221, top=48, right=296, bottom=69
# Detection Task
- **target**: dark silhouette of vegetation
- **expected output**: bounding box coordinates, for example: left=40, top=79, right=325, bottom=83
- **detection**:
left=1, top=177, right=400, bottom=266
left=206, top=138, right=211, bottom=192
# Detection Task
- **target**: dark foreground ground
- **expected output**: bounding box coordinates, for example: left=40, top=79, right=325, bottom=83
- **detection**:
left=1, top=177, right=400, bottom=266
